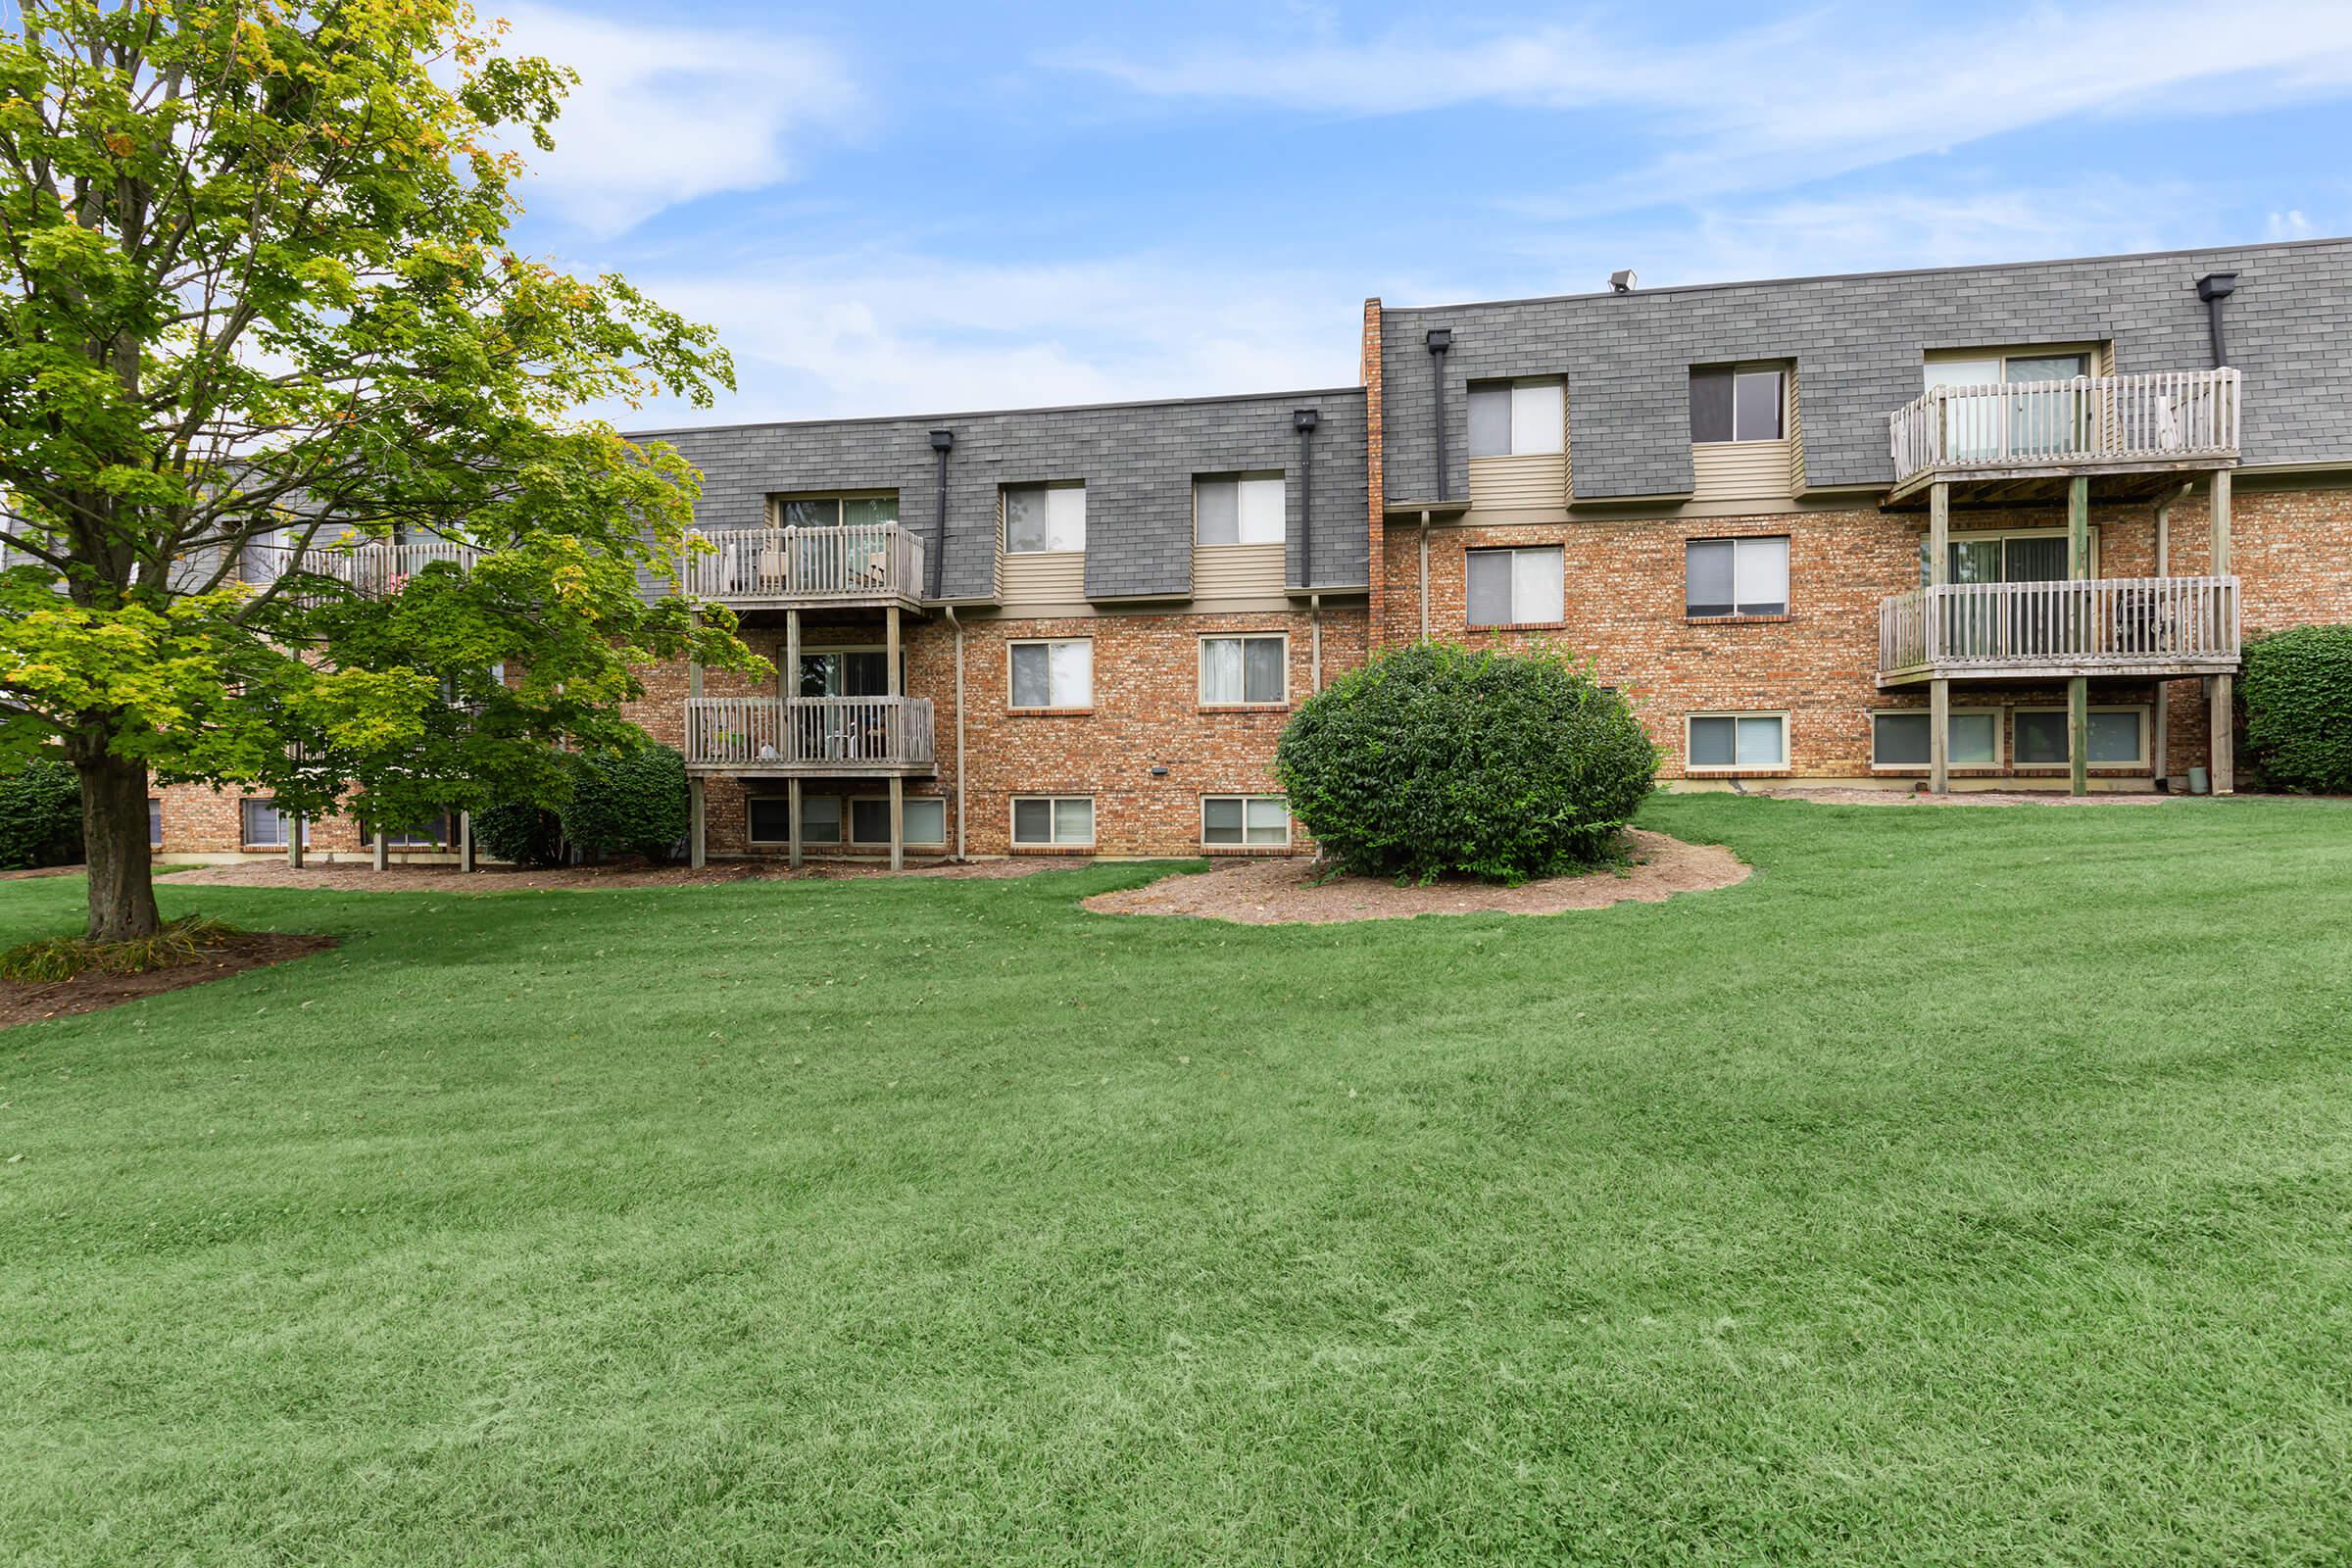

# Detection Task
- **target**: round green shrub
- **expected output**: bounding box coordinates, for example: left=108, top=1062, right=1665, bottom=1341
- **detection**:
left=561, top=743, right=689, bottom=861
left=1275, top=642, right=1658, bottom=884
left=471, top=799, right=567, bottom=868
left=2243, top=625, right=2352, bottom=792
left=0, top=756, right=86, bottom=870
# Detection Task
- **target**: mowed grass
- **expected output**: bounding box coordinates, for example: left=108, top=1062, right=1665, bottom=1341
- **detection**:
left=5, top=796, right=2352, bottom=1566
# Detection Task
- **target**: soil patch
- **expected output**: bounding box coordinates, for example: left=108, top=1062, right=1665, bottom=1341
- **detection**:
left=1084, top=829, right=1746, bottom=926
left=156, top=857, right=1094, bottom=894
left=1746, top=787, right=2173, bottom=808
left=0, top=931, right=338, bottom=1028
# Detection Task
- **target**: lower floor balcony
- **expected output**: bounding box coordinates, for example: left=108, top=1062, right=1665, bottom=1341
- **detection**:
left=684, top=696, right=937, bottom=776
left=1877, top=575, right=2240, bottom=686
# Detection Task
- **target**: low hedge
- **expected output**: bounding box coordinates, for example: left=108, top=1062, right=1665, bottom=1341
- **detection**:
left=0, top=757, right=85, bottom=870
left=563, top=744, right=690, bottom=861
left=1275, top=641, right=1658, bottom=884
left=2242, top=624, right=2352, bottom=792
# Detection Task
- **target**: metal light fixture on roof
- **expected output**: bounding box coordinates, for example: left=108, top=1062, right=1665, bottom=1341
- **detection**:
left=1610, top=269, right=1639, bottom=293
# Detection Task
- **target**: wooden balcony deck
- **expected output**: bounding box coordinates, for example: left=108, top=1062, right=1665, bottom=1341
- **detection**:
left=682, top=524, right=927, bottom=612
left=684, top=696, right=937, bottom=776
left=239, top=540, right=476, bottom=599
left=1887, top=369, right=2239, bottom=503
left=1878, top=575, right=2240, bottom=686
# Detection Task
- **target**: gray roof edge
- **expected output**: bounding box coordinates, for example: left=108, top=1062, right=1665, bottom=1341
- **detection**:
left=1385, top=235, right=2352, bottom=317
left=624, top=385, right=1368, bottom=442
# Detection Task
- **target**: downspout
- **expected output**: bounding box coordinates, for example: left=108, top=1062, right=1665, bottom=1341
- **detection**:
left=944, top=605, right=966, bottom=859
left=1418, top=510, right=1431, bottom=641
left=1309, top=593, right=1322, bottom=692
left=927, top=429, right=954, bottom=601
left=1425, top=329, right=1452, bottom=501
left=1293, top=408, right=1319, bottom=591
left=2195, top=272, right=2238, bottom=368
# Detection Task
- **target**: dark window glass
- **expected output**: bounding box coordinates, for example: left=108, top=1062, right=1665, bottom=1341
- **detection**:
left=2015, top=711, right=2070, bottom=765
left=748, top=798, right=792, bottom=843
left=1690, top=369, right=1736, bottom=442
left=1873, top=713, right=1933, bottom=766
left=851, top=798, right=892, bottom=844
left=1467, top=384, right=1512, bottom=458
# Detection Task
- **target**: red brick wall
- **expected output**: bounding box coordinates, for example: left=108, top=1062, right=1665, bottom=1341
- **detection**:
left=1372, top=483, right=2352, bottom=782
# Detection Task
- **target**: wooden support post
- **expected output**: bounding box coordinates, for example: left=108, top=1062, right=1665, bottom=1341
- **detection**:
left=2069, top=675, right=2089, bottom=798
left=2210, top=468, right=2232, bottom=577
left=2210, top=673, right=2235, bottom=796
left=787, top=777, right=803, bottom=869
left=784, top=609, right=800, bottom=703
left=888, top=774, right=905, bottom=872
left=1930, top=678, right=1950, bottom=795
left=885, top=606, right=902, bottom=696
left=688, top=776, right=706, bottom=868
left=2152, top=682, right=2170, bottom=790
left=1927, top=482, right=1949, bottom=586
left=2067, top=475, right=2090, bottom=579
left=459, top=810, right=475, bottom=873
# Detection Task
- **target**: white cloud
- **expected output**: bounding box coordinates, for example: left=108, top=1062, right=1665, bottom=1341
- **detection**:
left=2267, top=208, right=2318, bottom=240
left=1056, top=3, right=2352, bottom=208
left=602, top=252, right=1389, bottom=427
left=491, top=4, right=856, bottom=238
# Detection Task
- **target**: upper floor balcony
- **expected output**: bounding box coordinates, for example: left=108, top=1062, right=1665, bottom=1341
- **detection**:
left=683, top=695, right=937, bottom=777
left=682, top=524, right=927, bottom=613
left=238, top=538, right=475, bottom=601
left=1887, top=368, right=2240, bottom=503
left=1878, top=575, right=2240, bottom=686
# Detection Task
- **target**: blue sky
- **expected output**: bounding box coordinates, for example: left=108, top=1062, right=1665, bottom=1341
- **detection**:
left=493, top=0, right=2352, bottom=427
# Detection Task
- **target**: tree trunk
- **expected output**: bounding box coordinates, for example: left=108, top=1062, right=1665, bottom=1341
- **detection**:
left=74, top=744, right=161, bottom=943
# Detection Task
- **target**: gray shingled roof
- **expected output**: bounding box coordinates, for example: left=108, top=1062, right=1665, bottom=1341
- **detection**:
left=630, top=388, right=1368, bottom=601
left=1379, top=238, right=2352, bottom=502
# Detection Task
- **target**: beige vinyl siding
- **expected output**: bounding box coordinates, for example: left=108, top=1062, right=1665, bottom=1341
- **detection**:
left=1786, top=364, right=1807, bottom=493
left=1192, top=542, right=1285, bottom=598
left=999, top=549, right=1087, bottom=610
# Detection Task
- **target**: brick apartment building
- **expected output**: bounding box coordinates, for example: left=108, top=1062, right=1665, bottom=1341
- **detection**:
left=150, top=237, right=2352, bottom=864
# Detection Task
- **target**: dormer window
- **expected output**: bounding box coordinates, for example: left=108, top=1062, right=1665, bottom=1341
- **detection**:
left=1467, top=379, right=1564, bottom=457
left=1690, top=366, right=1786, bottom=443
left=1004, top=483, right=1086, bottom=554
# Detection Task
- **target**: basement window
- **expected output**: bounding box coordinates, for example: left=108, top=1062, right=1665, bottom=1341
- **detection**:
left=1202, top=796, right=1290, bottom=848
left=1688, top=713, right=1788, bottom=770
left=1872, top=710, right=2001, bottom=767
left=1012, top=796, right=1094, bottom=848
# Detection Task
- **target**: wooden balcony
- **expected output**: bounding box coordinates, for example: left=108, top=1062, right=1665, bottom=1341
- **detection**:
left=1887, top=369, right=2239, bottom=503
left=1878, top=575, right=2240, bottom=686
left=684, top=696, right=937, bottom=776
left=682, top=524, right=927, bottom=612
left=240, top=540, right=475, bottom=599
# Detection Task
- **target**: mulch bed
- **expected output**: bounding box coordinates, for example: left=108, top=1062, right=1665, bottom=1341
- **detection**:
left=0, top=931, right=338, bottom=1029
left=1084, top=829, right=1749, bottom=926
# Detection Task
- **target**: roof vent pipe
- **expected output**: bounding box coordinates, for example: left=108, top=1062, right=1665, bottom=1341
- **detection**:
left=1293, top=408, right=1319, bottom=589
left=2196, top=272, right=2238, bottom=368
left=927, top=429, right=953, bottom=600
left=1426, top=328, right=1452, bottom=501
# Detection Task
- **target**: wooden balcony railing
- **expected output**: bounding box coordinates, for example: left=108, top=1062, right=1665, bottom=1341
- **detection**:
left=1879, top=575, right=2240, bottom=679
left=683, top=524, right=926, bottom=606
left=238, top=539, right=475, bottom=598
left=684, top=696, right=937, bottom=772
left=1889, top=369, right=2240, bottom=489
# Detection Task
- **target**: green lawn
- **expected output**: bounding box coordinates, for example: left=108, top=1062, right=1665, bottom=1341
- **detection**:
left=6, top=796, right=2352, bottom=1565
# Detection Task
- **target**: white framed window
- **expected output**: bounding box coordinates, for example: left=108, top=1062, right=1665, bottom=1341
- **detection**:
left=1467, top=378, right=1565, bottom=458
left=2013, top=706, right=2149, bottom=768
left=1687, top=712, right=1788, bottom=770
left=1012, top=796, right=1094, bottom=847
left=1008, top=638, right=1093, bottom=710
left=1921, top=526, right=2092, bottom=587
left=240, top=798, right=308, bottom=847
left=1202, top=796, right=1290, bottom=848
left=1690, top=366, right=1787, bottom=442
left=1685, top=536, right=1789, bottom=617
left=1465, top=546, right=1564, bottom=626
left=1003, top=483, right=1086, bottom=554
left=846, top=796, right=947, bottom=847
left=1195, top=474, right=1285, bottom=547
left=1200, top=634, right=1287, bottom=706
left=1871, top=710, right=2002, bottom=768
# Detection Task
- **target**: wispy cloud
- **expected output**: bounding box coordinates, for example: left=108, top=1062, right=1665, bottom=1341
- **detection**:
left=611, top=252, right=1413, bottom=426
left=1054, top=3, right=2352, bottom=207
left=493, top=4, right=857, bottom=238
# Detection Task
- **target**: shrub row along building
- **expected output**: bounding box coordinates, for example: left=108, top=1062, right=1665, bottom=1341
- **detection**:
left=154, top=237, right=2352, bottom=864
